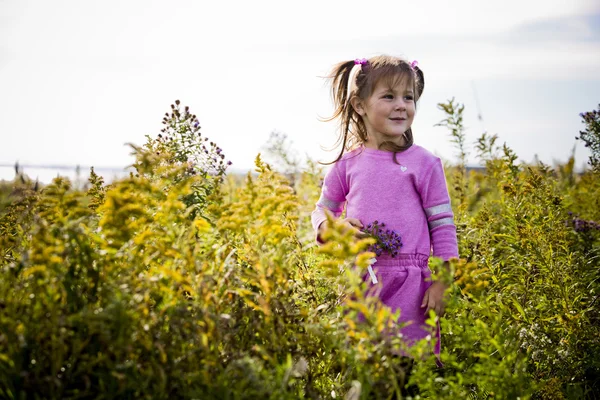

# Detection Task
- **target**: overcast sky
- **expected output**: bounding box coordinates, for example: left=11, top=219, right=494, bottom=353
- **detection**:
left=1, top=0, right=599, bottom=182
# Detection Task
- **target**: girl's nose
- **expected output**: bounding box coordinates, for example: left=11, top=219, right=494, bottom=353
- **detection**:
left=395, top=102, right=406, bottom=111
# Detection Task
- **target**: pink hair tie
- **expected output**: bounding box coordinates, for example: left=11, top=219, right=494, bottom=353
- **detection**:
left=354, top=58, right=368, bottom=65
left=410, top=60, right=419, bottom=69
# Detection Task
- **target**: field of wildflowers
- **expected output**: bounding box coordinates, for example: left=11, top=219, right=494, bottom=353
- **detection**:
left=0, top=100, right=599, bottom=399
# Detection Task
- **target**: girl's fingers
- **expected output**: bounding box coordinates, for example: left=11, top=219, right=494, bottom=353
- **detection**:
left=428, top=297, right=436, bottom=315
left=344, top=218, right=368, bottom=238
left=421, top=291, right=429, bottom=309
left=355, top=230, right=370, bottom=239
left=433, top=302, right=445, bottom=317
left=346, top=218, right=363, bottom=229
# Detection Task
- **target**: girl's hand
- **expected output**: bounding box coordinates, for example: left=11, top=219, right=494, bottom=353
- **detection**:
left=319, top=218, right=368, bottom=240
left=342, top=218, right=368, bottom=238
left=421, top=281, right=448, bottom=317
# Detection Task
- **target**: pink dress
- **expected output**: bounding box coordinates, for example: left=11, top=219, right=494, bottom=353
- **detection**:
left=311, top=145, right=459, bottom=353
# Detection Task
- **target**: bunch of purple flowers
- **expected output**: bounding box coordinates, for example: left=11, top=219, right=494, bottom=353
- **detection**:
left=362, top=220, right=403, bottom=258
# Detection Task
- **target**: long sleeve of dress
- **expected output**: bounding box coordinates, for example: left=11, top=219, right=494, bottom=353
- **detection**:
left=420, top=159, right=459, bottom=261
left=311, top=163, right=348, bottom=241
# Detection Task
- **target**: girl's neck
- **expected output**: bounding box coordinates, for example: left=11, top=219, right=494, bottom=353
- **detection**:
left=364, top=136, right=408, bottom=150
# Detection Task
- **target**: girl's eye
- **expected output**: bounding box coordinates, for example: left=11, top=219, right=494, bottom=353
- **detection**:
left=383, top=94, right=394, bottom=99
left=404, top=96, right=414, bottom=101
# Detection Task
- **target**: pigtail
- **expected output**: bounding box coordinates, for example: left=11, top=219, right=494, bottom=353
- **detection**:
left=322, top=60, right=361, bottom=164
left=329, top=60, right=356, bottom=117
left=413, top=66, right=425, bottom=101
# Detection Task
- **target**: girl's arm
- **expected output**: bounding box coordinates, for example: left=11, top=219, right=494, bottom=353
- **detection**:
left=311, top=163, right=349, bottom=243
left=419, top=158, right=458, bottom=317
left=420, top=158, right=459, bottom=261
left=311, top=196, right=344, bottom=238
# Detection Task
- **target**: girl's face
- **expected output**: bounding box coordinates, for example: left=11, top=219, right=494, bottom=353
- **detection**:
left=352, top=76, right=416, bottom=149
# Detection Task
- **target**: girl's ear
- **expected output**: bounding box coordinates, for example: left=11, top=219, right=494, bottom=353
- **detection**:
left=350, top=96, right=365, bottom=116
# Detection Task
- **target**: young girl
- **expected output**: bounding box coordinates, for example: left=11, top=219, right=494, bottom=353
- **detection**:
left=312, top=55, right=458, bottom=354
